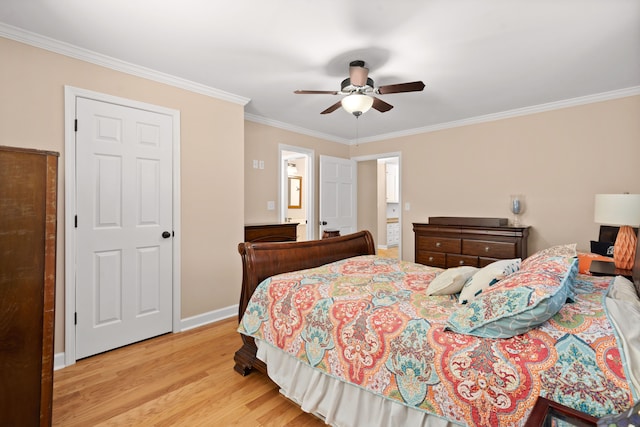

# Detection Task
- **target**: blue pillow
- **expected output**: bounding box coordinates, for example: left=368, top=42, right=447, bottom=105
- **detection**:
left=446, top=257, right=578, bottom=338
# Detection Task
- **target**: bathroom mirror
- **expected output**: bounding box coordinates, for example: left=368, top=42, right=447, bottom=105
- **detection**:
left=288, top=176, right=302, bottom=209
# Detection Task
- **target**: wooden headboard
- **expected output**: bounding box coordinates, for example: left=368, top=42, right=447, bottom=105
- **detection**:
left=234, top=230, right=376, bottom=375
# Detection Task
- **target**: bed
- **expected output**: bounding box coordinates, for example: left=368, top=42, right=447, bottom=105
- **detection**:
left=234, top=230, right=640, bottom=426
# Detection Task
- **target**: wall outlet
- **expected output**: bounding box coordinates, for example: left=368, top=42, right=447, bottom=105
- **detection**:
left=404, top=202, right=410, bottom=211
left=267, top=201, right=275, bottom=210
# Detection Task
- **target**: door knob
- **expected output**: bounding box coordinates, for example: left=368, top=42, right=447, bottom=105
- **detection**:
left=320, top=221, right=327, bottom=226
left=162, top=231, right=171, bottom=239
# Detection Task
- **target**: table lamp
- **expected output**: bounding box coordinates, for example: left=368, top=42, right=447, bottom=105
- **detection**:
left=594, top=194, right=640, bottom=270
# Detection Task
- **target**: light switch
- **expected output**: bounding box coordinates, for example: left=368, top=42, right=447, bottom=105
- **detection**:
left=259, top=160, right=265, bottom=169
left=404, top=202, right=410, bottom=211
left=253, top=160, right=258, bottom=169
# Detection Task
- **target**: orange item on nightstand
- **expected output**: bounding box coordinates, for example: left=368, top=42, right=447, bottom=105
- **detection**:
left=577, top=252, right=614, bottom=274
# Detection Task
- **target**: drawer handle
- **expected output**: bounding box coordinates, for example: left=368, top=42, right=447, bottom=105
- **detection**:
left=435, top=242, right=441, bottom=248
left=485, top=246, right=490, bottom=252
left=459, top=260, right=465, bottom=265
left=428, top=256, right=434, bottom=261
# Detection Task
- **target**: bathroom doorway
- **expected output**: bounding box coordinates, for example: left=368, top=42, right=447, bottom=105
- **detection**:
left=279, top=144, right=314, bottom=241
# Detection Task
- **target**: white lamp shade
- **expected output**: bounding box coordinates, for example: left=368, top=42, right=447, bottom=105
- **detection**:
left=594, top=194, right=640, bottom=226
left=341, top=94, right=374, bottom=115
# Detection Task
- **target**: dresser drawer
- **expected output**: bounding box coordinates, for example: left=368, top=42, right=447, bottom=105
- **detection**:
left=417, top=236, right=461, bottom=253
left=446, top=254, right=479, bottom=268
left=462, top=240, right=516, bottom=259
left=416, top=251, right=446, bottom=268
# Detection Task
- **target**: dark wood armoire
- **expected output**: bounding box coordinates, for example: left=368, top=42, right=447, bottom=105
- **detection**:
left=0, top=146, right=58, bottom=426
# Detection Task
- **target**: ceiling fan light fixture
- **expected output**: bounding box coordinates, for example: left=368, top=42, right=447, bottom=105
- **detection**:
left=341, top=94, right=374, bottom=117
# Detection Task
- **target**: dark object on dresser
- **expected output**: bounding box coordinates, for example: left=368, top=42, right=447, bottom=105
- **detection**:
left=244, top=222, right=299, bottom=242
left=0, top=146, right=58, bottom=426
left=413, top=222, right=529, bottom=268
left=428, top=216, right=509, bottom=227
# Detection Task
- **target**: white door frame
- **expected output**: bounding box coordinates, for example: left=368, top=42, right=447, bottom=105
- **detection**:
left=64, top=86, right=181, bottom=366
left=279, top=144, right=315, bottom=240
left=352, top=151, right=402, bottom=259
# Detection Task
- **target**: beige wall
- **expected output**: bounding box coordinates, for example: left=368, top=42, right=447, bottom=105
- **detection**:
left=1, top=37, right=245, bottom=354
left=244, top=120, right=349, bottom=237
left=351, top=96, right=640, bottom=261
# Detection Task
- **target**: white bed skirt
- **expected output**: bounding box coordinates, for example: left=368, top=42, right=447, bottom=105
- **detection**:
left=256, top=340, right=462, bottom=427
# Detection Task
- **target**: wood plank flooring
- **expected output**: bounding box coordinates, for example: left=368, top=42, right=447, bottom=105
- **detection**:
left=53, top=318, right=326, bottom=426
left=377, top=246, right=399, bottom=258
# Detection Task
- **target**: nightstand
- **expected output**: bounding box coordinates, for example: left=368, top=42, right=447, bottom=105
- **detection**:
left=589, top=260, right=633, bottom=281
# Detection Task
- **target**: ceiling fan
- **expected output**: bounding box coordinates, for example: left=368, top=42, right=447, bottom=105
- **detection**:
left=294, top=60, right=425, bottom=117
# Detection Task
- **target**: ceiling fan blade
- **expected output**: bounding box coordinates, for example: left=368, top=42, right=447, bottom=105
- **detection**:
left=294, top=90, right=339, bottom=95
left=349, top=61, right=369, bottom=87
left=372, top=97, right=393, bottom=113
left=377, top=81, right=426, bottom=94
left=320, top=101, right=343, bottom=114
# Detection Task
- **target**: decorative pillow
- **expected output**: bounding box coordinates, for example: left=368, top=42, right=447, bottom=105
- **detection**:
left=426, top=266, right=478, bottom=296
left=522, top=249, right=578, bottom=300
left=458, top=258, right=521, bottom=304
left=577, top=252, right=614, bottom=274
left=590, top=240, right=614, bottom=257
left=446, top=257, right=578, bottom=338
left=522, top=243, right=577, bottom=269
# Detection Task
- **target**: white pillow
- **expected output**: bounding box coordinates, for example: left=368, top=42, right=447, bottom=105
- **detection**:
left=458, top=258, right=521, bottom=304
left=426, top=266, right=479, bottom=296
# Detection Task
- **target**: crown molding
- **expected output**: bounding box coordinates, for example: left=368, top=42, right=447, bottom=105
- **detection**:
left=244, top=113, right=350, bottom=145
left=351, top=86, right=640, bottom=145
left=0, top=23, right=250, bottom=106
left=248, top=86, right=639, bottom=145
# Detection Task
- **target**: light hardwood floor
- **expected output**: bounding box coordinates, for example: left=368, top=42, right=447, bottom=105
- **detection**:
left=377, top=246, right=398, bottom=258
left=53, top=318, right=325, bottom=426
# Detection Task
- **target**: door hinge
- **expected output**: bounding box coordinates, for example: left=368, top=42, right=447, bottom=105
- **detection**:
left=75, top=215, right=78, bottom=228
left=74, top=119, right=78, bottom=132
left=74, top=312, right=77, bottom=325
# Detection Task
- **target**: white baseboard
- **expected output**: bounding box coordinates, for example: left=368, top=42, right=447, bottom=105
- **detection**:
left=54, top=353, right=66, bottom=371
left=179, top=304, right=238, bottom=332
left=54, top=304, right=239, bottom=371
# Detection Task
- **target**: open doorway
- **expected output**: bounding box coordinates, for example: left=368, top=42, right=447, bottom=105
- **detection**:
left=353, top=153, right=401, bottom=259
left=377, top=157, right=400, bottom=259
left=279, top=144, right=315, bottom=241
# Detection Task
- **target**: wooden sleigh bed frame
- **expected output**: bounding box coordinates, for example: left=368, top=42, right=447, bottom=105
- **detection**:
left=233, top=230, right=376, bottom=375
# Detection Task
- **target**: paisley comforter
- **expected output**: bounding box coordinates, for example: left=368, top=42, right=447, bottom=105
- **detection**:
left=238, top=255, right=636, bottom=426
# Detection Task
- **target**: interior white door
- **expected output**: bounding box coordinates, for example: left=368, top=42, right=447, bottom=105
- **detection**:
left=75, top=97, right=173, bottom=359
left=319, top=155, right=357, bottom=236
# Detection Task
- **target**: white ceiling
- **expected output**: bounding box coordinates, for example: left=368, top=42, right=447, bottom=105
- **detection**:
left=1, top=0, right=639, bottom=143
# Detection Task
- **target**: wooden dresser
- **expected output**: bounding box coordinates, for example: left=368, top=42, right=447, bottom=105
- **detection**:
left=0, top=146, right=58, bottom=426
left=413, top=222, right=529, bottom=268
left=244, top=222, right=299, bottom=242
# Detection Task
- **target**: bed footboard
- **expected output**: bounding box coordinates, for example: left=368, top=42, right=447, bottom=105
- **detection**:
left=234, top=230, right=376, bottom=375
